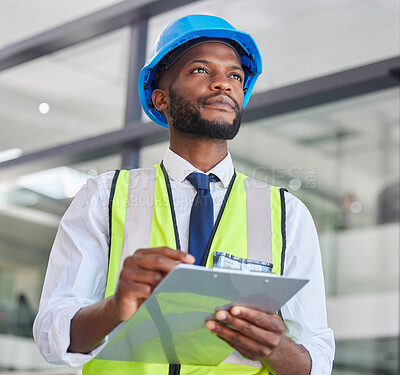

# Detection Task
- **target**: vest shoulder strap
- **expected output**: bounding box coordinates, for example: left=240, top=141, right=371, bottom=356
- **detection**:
left=243, top=176, right=287, bottom=275
left=269, top=185, right=287, bottom=276
left=105, top=169, right=130, bottom=298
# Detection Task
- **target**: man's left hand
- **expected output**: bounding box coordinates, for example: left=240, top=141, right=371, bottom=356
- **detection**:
left=205, top=306, right=285, bottom=362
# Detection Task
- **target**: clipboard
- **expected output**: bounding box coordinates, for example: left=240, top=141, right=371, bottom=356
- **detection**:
left=96, top=264, right=308, bottom=365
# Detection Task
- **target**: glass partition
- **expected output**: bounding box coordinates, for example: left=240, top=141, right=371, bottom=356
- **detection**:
left=231, top=87, right=399, bottom=293
left=0, top=155, right=121, bottom=342
left=0, top=27, right=129, bottom=155
left=0, top=0, right=122, bottom=48
left=334, top=338, right=398, bottom=375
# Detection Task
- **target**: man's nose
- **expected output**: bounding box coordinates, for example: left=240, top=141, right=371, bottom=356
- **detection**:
left=210, top=73, right=232, bottom=92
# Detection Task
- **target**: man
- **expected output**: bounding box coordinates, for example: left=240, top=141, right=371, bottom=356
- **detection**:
left=34, top=15, right=334, bottom=374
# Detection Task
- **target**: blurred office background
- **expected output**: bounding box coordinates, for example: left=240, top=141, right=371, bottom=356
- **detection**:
left=0, top=0, right=399, bottom=373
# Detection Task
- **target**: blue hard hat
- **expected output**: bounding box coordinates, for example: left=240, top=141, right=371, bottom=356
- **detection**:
left=138, top=14, right=263, bottom=128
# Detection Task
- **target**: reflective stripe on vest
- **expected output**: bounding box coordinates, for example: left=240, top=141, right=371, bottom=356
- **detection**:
left=83, top=165, right=286, bottom=375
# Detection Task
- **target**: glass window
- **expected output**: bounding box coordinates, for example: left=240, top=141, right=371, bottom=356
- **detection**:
left=334, top=338, right=398, bottom=375
left=140, top=140, right=170, bottom=168
left=0, top=0, right=123, bottom=48
left=0, top=154, right=121, bottom=371
left=231, top=88, right=399, bottom=292
left=0, top=28, right=130, bottom=155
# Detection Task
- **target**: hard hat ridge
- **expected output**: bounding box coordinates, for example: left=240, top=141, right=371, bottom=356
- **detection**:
left=138, top=14, right=263, bottom=128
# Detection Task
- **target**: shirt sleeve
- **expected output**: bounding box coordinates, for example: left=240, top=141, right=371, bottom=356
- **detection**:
left=33, top=172, right=115, bottom=367
left=281, top=193, right=335, bottom=375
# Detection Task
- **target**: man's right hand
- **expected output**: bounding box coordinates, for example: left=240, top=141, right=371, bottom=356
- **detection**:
left=68, top=247, right=194, bottom=354
left=109, top=247, right=195, bottom=321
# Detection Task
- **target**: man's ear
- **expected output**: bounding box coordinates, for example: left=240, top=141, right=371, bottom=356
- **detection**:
left=152, top=89, right=169, bottom=112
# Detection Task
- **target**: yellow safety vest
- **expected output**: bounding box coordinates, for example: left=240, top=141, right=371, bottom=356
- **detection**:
left=83, top=164, right=287, bottom=375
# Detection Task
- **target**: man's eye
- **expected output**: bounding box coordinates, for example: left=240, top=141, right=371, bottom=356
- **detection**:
left=192, top=67, right=207, bottom=74
left=231, top=73, right=243, bottom=82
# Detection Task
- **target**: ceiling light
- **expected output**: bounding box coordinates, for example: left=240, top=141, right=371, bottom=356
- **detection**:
left=17, top=167, right=89, bottom=200
left=38, top=102, right=50, bottom=114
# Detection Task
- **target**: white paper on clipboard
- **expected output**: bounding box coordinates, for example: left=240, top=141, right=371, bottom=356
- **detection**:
left=96, top=263, right=308, bottom=366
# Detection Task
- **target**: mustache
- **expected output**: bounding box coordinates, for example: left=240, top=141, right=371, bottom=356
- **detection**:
left=198, top=93, right=241, bottom=112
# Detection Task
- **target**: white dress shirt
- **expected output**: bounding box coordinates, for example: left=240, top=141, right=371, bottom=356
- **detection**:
left=33, top=148, right=334, bottom=374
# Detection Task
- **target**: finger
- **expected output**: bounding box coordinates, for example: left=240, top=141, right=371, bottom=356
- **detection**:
left=230, top=306, right=284, bottom=334
left=214, top=310, right=281, bottom=347
left=119, top=268, right=163, bottom=287
left=118, top=279, right=153, bottom=299
left=205, top=320, right=269, bottom=360
left=135, top=247, right=195, bottom=264
left=133, top=253, right=184, bottom=273
left=113, top=280, right=153, bottom=321
left=124, top=252, right=192, bottom=273
left=217, top=335, right=271, bottom=361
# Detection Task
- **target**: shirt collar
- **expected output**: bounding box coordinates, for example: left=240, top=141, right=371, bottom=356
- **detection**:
left=163, top=148, right=234, bottom=188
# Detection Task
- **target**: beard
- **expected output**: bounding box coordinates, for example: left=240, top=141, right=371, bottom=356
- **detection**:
left=166, top=88, right=242, bottom=140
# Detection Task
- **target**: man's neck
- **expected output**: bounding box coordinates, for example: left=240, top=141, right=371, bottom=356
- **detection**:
left=169, top=133, right=228, bottom=173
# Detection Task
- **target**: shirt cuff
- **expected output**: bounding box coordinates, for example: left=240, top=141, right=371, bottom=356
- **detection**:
left=298, top=339, right=334, bottom=375
left=62, top=338, right=108, bottom=368
left=35, top=304, right=108, bottom=367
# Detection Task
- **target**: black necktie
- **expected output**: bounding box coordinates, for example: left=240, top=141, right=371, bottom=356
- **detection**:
left=186, top=173, right=218, bottom=265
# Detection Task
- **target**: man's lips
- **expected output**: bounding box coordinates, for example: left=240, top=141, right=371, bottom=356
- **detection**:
left=202, top=95, right=235, bottom=110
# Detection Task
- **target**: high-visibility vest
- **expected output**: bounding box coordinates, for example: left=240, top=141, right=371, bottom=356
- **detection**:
left=83, top=164, right=287, bottom=375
